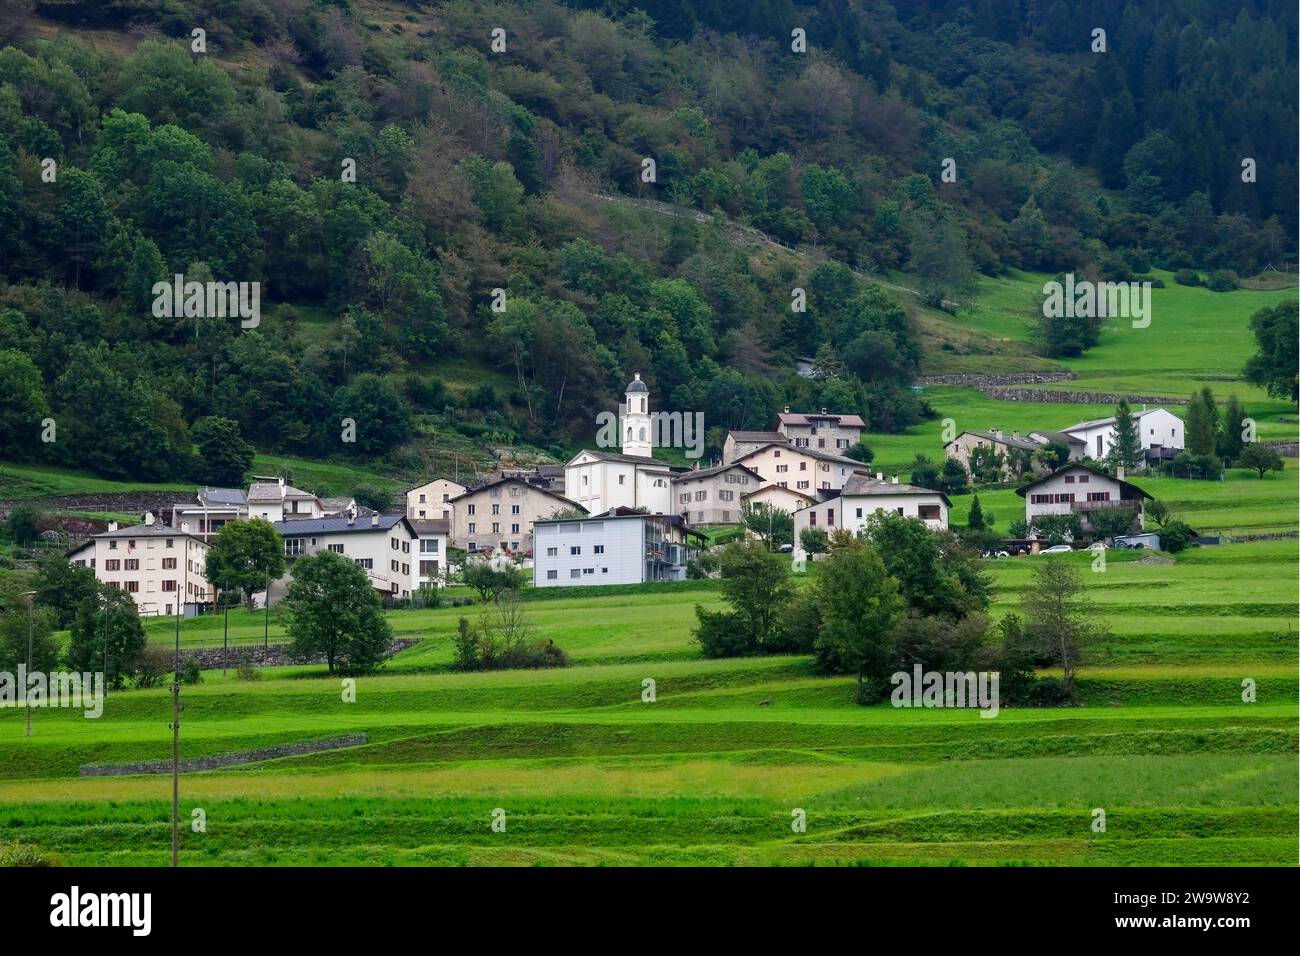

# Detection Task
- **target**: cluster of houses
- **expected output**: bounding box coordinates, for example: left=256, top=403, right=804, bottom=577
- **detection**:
left=942, top=406, right=1185, bottom=480
left=63, top=374, right=1166, bottom=614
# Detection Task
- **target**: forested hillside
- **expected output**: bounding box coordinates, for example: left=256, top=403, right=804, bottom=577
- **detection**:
left=0, top=0, right=1294, bottom=482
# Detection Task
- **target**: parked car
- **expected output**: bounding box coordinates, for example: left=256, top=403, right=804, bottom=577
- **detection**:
left=1038, top=544, right=1074, bottom=554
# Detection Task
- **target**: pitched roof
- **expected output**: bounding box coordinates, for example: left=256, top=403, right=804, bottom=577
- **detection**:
left=732, top=443, right=865, bottom=468
left=410, top=518, right=451, bottom=535
left=727, top=430, right=786, bottom=443
left=1014, top=463, right=1154, bottom=499
left=948, top=429, right=1040, bottom=452
left=403, top=476, right=467, bottom=494
left=841, top=474, right=952, bottom=506
left=741, top=485, right=816, bottom=503
left=273, top=514, right=414, bottom=536
left=248, top=481, right=317, bottom=501
left=447, top=475, right=588, bottom=511
left=95, top=523, right=206, bottom=544
left=671, top=463, right=763, bottom=483
left=1032, top=430, right=1086, bottom=446
left=538, top=506, right=708, bottom=541
left=1062, top=407, right=1173, bottom=433
left=197, top=487, right=248, bottom=506
left=778, top=411, right=867, bottom=428
left=565, top=448, right=674, bottom=468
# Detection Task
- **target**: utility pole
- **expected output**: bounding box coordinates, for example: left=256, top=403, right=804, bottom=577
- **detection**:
left=102, top=591, right=109, bottom=701
left=263, top=570, right=270, bottom=649
left=170, top=547, right=186, bottom=867
left=22, top=591, right=35, bottom=738
left=222, top=593, right=229, bottom=677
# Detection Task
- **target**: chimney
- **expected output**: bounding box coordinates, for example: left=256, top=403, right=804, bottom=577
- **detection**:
left=820, top=407, right=827, bottom=416
left=347, top=505, right=356, bottom=526
left=181, top=522, right=190, bottom=533
left=1116, top=465, right=1126, bottom=481
left=108, top=521, right=118, bottom=533
left=143, top=511, right=155, bottom=526
left=876, top=471, right=884, bottom=481
left=995, top=429, right=1003, bottom=441
left=371, top=513, right=379, bottom=527
left=1012, top=431, right=1020, bottom=440
left=783, top=405, right=790, bottom=414
left=891, top=475, right=899, bottom=484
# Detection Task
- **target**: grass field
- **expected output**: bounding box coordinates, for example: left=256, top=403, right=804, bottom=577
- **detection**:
left=2, top=540, right=1294, bottom=866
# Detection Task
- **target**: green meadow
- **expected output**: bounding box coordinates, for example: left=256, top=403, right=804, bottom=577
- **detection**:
left=1, top=540, right=1294, bottom=866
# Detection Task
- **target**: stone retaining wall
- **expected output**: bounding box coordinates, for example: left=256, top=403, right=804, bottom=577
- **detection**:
left=183, top=638, right=420, bottom=669
left=79, top=733, right=369, bottom=776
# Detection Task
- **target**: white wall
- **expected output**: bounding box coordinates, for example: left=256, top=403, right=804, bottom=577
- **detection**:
left=93, top=534, right=210, bottom=616
left=533, top=518, right=646, bottom=586
left=280, top=523, right=419, bottom=598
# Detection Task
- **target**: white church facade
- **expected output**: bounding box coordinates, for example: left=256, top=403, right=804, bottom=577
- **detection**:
left=564, top=374, right=677, bottom=516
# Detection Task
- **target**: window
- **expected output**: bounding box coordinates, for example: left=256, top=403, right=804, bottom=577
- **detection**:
left=109, top=541, right=117, bottom=550
left=799, top=462, right=807, bottom=471
left=918, top=505, right=941, bottom=521
left=570, top=569, right=581, bottom=579
left=547, top=570, right=558, bottom=580
left=356, top=558, right=373, bottom=569
left=391, top=560, right=399, bottom=572
left=594, top=545, right=605, bottom=554
left=329, top=544, right=344, bottom=554
left=126, top=581, right=139, bottom=593
left=547, top=547, right=558, bottom=557
left=695, top=490, right=707, bottom=501
left=1078, top=475, right=1089, bottom=483
left=809, top=512, right=817, bottom=526
left=421, top=539, right=440, bottom=553
left=827, top=510, right=835, bottom=526
left=774, top=449, right=781, bottom=457
left=776, top=464, right=788, bottom=473
left=285, top=540, right=304, bottom=556
left=391, top=538, right=399, bottom=550
left=679, top=492, right=690, bottom=504
left=161, top=580, right=176, bottom=592
left=570, top=546, right=581, bottom=555
left=402, top=563, right=409, bottom=575
left=165, top=539, right=174, bottom=548
left=468, top=523, right=476, bottom=534
left=491, top=523, right=500, bottom=534
left=419, top=494, right=426, bottom=503
left=161, top=557, right=176, bottom=570
left=467, top=504, right=476, bottom=515
left=1065, top=475, right=1075, bottom=483
left=1087, top=492, right=1111, bottom=502
left=512, top=505, right=520, bottom=515
left=402, top=541, right=410, bottom=553
left=511, top=524, right=520, bottom=534
left=492, top=504, right=500, bottom=515
left=719, top=490, right=734, bottom=501
left=797, top=481, right=809, bottom=490
left=618, top=475, right=625, bottom=485
left=125, top=559, right=139, bottom=571
left=105, top=559, right=121, bottom=572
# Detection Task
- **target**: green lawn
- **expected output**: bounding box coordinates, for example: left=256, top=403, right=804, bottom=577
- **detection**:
left=4, top=536, right=1293, bottom=867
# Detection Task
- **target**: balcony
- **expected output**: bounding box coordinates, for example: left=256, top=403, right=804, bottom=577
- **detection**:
left=1070, top=499, right=1141, bottom=513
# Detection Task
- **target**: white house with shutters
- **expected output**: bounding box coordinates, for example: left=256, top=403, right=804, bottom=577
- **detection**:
left=82, top=519, right=212, bottom=616
left=1017, top=463, right=1152, bottom=531
left=792, top=473, right=950, bottom=554
left=274, top=513, right=420, bottom=601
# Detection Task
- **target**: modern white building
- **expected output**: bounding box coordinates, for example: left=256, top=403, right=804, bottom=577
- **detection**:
left=1017, top=463, right=1152, bottom=531
left=274, top=513, right=420, bottom=601
left=82, top=519, right=212, bottom=616
left=532, top=508, right=703, bottom=587
left=1061, top=407, right=1184, bottom=464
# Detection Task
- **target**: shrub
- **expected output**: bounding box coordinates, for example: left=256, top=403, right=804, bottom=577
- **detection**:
left=133, top=645, right=172, bottom=688
left=1173, top=268, right=1201, bottom=286
left=1158, top=519, right=1193, bottom=554
left=1206, top=269, right=1239, bottom=292
left=1169, top=451, right=1221, bottom=479
left=693, top=607, right=750, bottom=658
left=180, top=655, right=203, bottom=684
left=236, top=651, right=261, bottom=681
left=769, top=587, right=821, bottom=653
left=0, top=842, right=58, bottom=866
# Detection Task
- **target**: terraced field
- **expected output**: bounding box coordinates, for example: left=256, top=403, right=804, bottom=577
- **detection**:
left=1, top=541, right=1294, bottom=866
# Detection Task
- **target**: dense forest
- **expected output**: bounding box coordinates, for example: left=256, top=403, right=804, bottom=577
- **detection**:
left=0, top=0, right=1294, bottom=481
